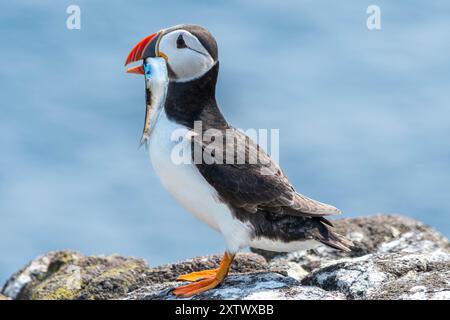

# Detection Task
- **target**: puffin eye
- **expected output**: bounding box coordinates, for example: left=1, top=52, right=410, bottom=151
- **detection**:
left=176, top=34, right=187, bottom=49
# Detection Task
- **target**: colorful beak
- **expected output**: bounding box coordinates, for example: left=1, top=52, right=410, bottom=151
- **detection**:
left=125, top=31, right=162, bottom=74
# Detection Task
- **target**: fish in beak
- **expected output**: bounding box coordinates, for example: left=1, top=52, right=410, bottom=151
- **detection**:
left=125, top=31, right=168, bottom=147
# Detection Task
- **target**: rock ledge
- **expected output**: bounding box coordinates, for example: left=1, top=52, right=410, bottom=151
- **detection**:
left=2, top=215, right=449, bottom=300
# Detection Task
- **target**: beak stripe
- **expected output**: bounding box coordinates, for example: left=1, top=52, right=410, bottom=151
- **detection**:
left=125, top=32, right=158, bottom=66
left=126, top=65, right=145, bottom=75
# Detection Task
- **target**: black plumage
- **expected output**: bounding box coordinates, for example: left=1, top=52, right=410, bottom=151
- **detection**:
left=162, top=25, right=352, bottom=251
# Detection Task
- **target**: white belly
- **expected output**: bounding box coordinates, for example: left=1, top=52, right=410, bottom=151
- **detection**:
left=249, top=238, right=320, bottom=252
left=147, top=111, right=252, bottom=252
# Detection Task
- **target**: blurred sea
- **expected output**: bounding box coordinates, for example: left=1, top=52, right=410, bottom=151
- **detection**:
left=1, top=0, right=449, bottom=283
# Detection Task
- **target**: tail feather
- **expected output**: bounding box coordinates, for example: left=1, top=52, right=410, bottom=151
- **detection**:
left=290, top=193, right=342, bottom=217
left=317, top=216, right=335, bottom=227
left=320, top=233, right=353, bottom=252
left=317, top=219, right=353, bottom=252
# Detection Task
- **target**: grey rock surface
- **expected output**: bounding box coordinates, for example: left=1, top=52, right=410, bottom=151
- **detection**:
left=127, top=272, right=345, bottom=300
left=2, top=215, right=449, bottom=300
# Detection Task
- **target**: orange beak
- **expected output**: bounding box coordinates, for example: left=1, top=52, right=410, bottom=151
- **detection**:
left=125, top=32, right=162, bottom=74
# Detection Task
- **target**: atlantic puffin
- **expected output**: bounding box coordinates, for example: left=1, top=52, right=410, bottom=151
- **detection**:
left=125, top=24, right=352, bottom=297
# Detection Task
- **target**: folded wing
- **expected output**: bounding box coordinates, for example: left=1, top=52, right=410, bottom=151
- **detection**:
left=194, top=128, right=341, bottom=217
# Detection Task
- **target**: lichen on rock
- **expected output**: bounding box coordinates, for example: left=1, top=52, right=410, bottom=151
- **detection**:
left=1, top=215, right=449, bottom=300
left=2, top=250, right=149, bottom=300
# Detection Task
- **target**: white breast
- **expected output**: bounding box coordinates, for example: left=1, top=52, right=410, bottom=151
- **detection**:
left=147, top=111, right=252, bottom=253
left=142, top=58, right=317, bottom=254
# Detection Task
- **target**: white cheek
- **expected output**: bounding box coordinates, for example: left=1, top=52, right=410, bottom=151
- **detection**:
left=158, top=30, right=215, bottom=82
left=169, top=49, right=214, bottom=81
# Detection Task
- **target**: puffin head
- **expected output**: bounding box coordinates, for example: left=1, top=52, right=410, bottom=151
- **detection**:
left=125, top=24, right=218, bottom=82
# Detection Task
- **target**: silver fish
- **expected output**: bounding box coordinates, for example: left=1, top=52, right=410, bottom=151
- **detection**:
left=140, top=57, right=169, bottom=148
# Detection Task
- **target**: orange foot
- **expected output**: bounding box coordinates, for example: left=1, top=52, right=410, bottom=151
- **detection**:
left=173, top=252, right=235, bottom=298
left=176, top=269, right=218, bottom=282
left=173, top=275, right=220, bottom=297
